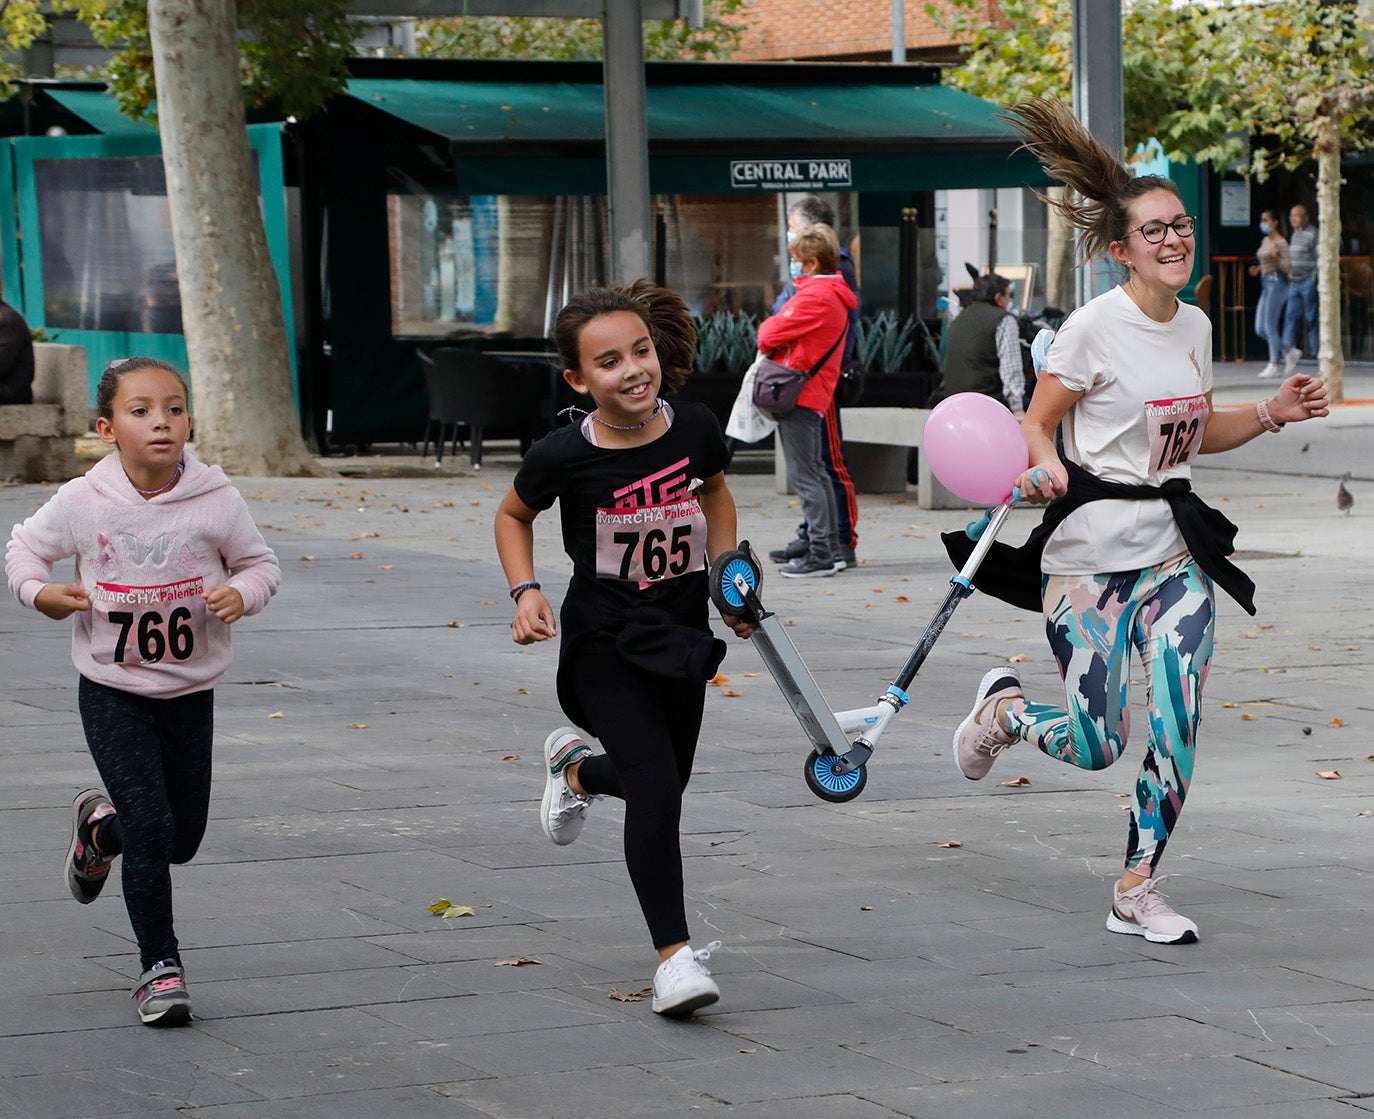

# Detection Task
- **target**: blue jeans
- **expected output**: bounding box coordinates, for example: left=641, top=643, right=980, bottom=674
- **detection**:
left=1254, top=272, right=1287, bottom=362
left=1281, top=274, right=1318, bottom=353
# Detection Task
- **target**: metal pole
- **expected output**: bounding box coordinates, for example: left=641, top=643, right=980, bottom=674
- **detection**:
left=1071, top=0, right=1124, bottom=305
left=603, top=0, right=652, bottom=283
left=891, top=0, right=905, bottom=64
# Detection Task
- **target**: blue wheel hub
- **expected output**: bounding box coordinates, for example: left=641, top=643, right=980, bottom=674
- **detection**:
left=811, top=752, right=862, bottom=795
left=717, top=556, right=757, bottom=612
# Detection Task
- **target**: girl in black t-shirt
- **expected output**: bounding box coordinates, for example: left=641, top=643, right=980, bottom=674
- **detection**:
left=495, top=281, right=752, bottom=1017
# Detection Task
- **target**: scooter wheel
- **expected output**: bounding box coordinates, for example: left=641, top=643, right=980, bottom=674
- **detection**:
left=803, top=747, right=867, bottom=803
left=708, top=548, right=761, bottom=615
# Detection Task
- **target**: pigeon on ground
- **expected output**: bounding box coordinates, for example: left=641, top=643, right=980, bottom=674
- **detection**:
left=1337, top=473, right=1353, bottom=515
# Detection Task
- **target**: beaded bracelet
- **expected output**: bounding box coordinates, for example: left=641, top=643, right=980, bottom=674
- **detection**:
left=509, top=580, right=541, bottom=602
left=1256, top=399, right=1285, bottom=433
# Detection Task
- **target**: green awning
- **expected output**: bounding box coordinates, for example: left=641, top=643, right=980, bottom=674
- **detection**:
left=44, top=89, right=156, bottom=137
left=344, top=69, right=1047, bottom=194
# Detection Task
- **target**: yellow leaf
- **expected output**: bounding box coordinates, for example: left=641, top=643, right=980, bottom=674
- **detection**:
left=518, top=688, right=530, bottom=695
left=426, top=899, right=452, bottom=914
left=267, top=711, right=284, bottom=719
left=721, top=689, right=742, bottom=697
left=1221, top=702, right=1239, bottom=708
left=999, top=776, right=1031, bottom=787
left=1316, top=770, right=1342, bottom=780
left=1329, top=718, right=1347, bottom=727
left=440, top=905, right=476, bottom=919
left=348, top=723, right=369, bottom=730
left=743, top=672, right=758, bottom=677
left=300, top=554, right=314, bottom=561
left=502, top=755, right=520, bottom=761
left=494, top=958, right=541, bottom=967
left=709, top=674, right=729, bottom=685
left=1240, top=713, right=1257, bottom=721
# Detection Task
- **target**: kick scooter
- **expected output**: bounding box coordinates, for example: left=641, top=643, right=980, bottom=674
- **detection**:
left=709, top=474, right=1043, bottom=803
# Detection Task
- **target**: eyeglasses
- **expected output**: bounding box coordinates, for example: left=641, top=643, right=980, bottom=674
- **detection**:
left=1127, top=216, right=1197, bottom=244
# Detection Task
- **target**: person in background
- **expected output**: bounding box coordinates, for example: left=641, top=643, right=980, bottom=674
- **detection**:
left=759, top=224, right=857, bottom=579
left=0, top=298, right=35, bottom=405
left=928, top=272, right=1026, bottom=415
left=767, top=195, right=861, bottom=570
left=1248, top=210, right=1290, bottom=378
left=1281, top=203, right=1318, bottom=373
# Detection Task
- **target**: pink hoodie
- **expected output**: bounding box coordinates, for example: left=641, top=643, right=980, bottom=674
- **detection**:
left=6, top=449, right=281, bottom=698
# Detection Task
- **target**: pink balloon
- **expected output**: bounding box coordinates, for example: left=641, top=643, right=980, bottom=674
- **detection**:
left=924, top=393, right=1029, bottom=504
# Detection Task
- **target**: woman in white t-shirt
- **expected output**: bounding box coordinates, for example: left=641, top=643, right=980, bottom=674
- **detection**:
left=951, top=97, right=1329, bottom=945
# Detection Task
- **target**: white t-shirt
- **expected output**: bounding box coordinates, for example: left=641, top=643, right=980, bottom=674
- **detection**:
left=1040, top=284, right=1213, bottom=574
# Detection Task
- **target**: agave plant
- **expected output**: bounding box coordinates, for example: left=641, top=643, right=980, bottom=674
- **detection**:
left=694, top=311, right=758, bottom=375
left=856, top=311, right=918, bottom=374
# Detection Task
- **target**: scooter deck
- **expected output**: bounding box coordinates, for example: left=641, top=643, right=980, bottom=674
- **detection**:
left=749, top=611, right=851, bottom=757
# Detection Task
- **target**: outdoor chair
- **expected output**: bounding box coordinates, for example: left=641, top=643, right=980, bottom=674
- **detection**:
left=418, top=347, right=540, bottom=469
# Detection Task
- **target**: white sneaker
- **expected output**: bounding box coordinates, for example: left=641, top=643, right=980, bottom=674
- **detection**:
left=1283, top=346, right=1302, bottom=375
left=540, top=727, right=593, bottom=846
left=1106, top=875, right=1199, bottom=944
left=1258, top=362, right=1280, bottom=379
left=651, top=941, right=722, bottom=1016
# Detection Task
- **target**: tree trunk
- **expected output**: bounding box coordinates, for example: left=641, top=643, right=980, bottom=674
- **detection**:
left=1314, top=115, right=1345, bottom=404
left=148, top=0, right=326, bottom=475
left=1044, top=187, right=1076, bottom=311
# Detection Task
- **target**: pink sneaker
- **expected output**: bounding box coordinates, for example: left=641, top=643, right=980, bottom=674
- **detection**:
left=1107, top=876, right=1199, bottom=944
left=952, top=666, right=1023, bottom=780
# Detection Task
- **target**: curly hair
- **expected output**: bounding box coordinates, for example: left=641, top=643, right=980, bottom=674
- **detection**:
left=551, top=279, right=697, bottom=394
left=1004, top=97, right=1180, bottom=264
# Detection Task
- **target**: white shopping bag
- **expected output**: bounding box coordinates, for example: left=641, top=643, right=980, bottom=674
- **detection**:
left=724, top=356, right=779, bottom=443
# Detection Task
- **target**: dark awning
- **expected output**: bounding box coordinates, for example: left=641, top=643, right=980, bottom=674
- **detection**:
left=342, top=59, right=1048, bottom=195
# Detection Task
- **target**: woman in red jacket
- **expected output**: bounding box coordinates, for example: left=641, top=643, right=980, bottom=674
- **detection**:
left=757, top=223, right=858, bottom=578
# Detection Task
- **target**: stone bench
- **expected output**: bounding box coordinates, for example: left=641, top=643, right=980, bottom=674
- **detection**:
left=0, top=343, right=91, bottom=481
left=774, top=406, right=968, bottom=510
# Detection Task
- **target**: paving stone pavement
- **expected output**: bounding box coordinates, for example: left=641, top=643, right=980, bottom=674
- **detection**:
left=1, top=362, right=1371, bottom=1118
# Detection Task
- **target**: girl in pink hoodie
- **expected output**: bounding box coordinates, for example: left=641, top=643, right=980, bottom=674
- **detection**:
left=6, top=357, right=280, bottom=1026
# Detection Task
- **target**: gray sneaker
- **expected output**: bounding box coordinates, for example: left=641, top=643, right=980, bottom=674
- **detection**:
left=953, top=665, right=1023, bottom=780
left=778, top=554, right=841, bottom=579
left=132, top=960, right=192, bottom=1027
left=541, top=727, right=593, bottom=846
left=768, top=537, right=808, bottom=564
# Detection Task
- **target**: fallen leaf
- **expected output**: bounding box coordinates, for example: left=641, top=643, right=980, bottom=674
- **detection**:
left=502, top=755, right=520, bottom=761
left=426, top=899, right=452, bottom=914
left=939, top=840, right=963, bottom=848
left=1120, top=804, right=1131, bottom=811
left=300, top=554, right=314, bottom=561
left=479, top=599, right=497, bottom=606
left=1008, top=653, right=1029, bottom=663
left=348, top=723, right=369, bottom=730
left=1329, top=718, right=1347, bottom=728
left=1240, top=631, right=1259, bottom=639
left=739, top=1047, right=759, bottom=1054
left=518, top=688, right=529, bottom=695
left=1240, top=713, right=1257, bottom=721
left=378, top=564, right=394, bottom=571
left=439, top=905, right=475, bottom=919
left=999, top=776, right=1031, bottom=787
left=267, top=711, right=284, bottom=719
left=1358, top=810, right=1373, bottom=817
left=894, top=595, right=910, bottom=603
left=721, top=689, right=743, bottom=697
left=447, top=621, right=464, bottom=628
left=1115, top=792, right=1129, bottom=798
left=349, top=552, right=363, bottom=560
left=1221, top=702, right=1239, bottom=709
left=1316, top=770, right=1342, bottom=780
left=709, top=674, right=729, bottom=686
left=360, top=530, right=380, bottom=538
left=743, top=672, right=758, bottom=677
left=494, top=958, right=541, bottom=967
left=860, top=905, right=874, bottom=911
left=1309, top=644, right=1323, bottom=651
left=609, top=986, right=653, bottom=1002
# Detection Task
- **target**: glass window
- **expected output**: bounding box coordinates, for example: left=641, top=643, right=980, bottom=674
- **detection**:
left=36, top=155, right=182, bottom=334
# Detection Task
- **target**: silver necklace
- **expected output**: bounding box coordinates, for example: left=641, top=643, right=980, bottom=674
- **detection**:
left=129, top=460, right=184, bottom=497
left=562, top=400, right=664, bottom=431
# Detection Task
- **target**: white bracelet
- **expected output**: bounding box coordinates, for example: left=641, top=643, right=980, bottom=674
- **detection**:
left=1256, top=399, right=1284, bottom=433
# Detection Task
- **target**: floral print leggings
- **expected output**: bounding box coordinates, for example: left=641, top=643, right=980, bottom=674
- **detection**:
left=999, top=554, right=1215, bottom=876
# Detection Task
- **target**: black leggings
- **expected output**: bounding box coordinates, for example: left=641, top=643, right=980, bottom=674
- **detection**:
left=566, top=643, right=705, bottom=950
left=77, top=676, right=214, bottom=971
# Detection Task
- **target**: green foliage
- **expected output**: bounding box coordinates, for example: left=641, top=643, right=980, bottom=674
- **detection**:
left=0, top=0, right=355, bottom=120
left=416, top=1, right=747, bottom=61
left=855, top=312, right=916, bottom=375
left=693, top=311, right=758, bottom=375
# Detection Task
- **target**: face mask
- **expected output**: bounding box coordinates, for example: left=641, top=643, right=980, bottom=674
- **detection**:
left=1260, top=221, right=1273, bottom=235
left=786, top=230, right=799, bottom=244
left=788, top=259, right=803, bottom=279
